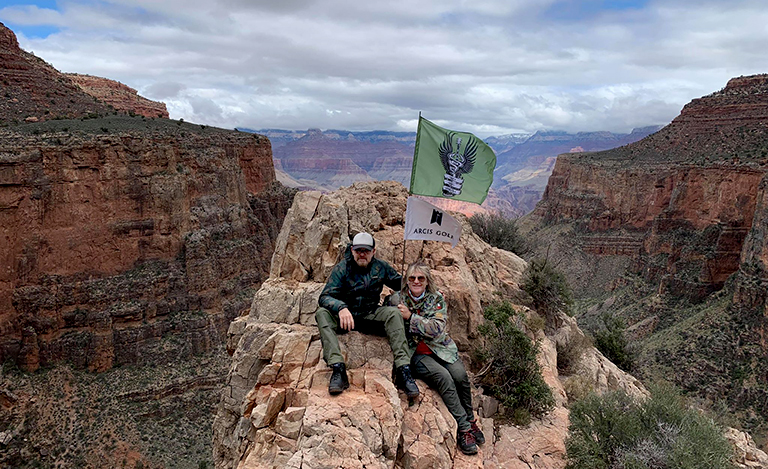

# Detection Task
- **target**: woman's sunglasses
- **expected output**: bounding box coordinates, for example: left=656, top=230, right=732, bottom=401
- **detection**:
left=407, top=275, right=426, bottom=282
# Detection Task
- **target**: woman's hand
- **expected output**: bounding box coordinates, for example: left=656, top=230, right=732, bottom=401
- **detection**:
left=397, top=303, right=411, bottom=320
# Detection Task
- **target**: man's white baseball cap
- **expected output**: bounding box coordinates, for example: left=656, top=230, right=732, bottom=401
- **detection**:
left=352, top=232, right=375, bottom=250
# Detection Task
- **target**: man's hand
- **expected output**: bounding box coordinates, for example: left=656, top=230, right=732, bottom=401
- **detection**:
left=397, top=304, right=411, bottom=320
left=339, top=308, right=355, bottom=331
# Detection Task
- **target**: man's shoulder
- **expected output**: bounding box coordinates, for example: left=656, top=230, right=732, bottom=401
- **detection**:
left=328, top=258, right=350, bottom=278
left=371, top=257, right=396, bottom=271
left=372, top=259, right=400, bottom=278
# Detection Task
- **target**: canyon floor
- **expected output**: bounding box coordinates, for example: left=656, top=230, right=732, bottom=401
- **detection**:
left=1, top=346, right=230, bottom=468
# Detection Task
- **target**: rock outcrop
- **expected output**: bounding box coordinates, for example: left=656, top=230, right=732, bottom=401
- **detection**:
left=66, top=73, right=169, bottom=118
left=0, top=117, right=292, bottom=372
left=0, top=22, right=114, bottom=122
left=212, top=181, right=647, bottom=469
left=523, top=75, right=768, bottom=298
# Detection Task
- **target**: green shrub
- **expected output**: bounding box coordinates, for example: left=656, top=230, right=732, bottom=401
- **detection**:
left=593, top=314, right=634, bottom=372
left=468, top=213, right=527, bottom=254
left=475, top=301, right=554, bottom=424
left=562, top=375, right=595, bottom=405
left=521, top=258, right=573, bottom=317
left=565, top=384, right=735, bottom=469
left=556, top=332, right=593, bottom=375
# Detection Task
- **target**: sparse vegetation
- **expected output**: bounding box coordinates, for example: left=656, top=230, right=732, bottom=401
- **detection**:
left=469, top=212, right=527, bottom=254
left=593, top=313, right=634, bottom=372
left=556, top=332, right=593, bottom=375
left=475, top=301, right=554, bottom=425
left=565, top=384, right=735, bottom=469
left=521, top=258, right=573, bottom=317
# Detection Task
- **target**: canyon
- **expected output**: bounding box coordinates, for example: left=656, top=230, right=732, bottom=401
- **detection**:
left=524, top=74, right=768, bottom=297
left=1, top=118, right=284, bottom=373
left=520, top=73, right=768, bottom=446
left=4, top=16, right=768, bottom=468
left=0, top=22, right=295, bottom=468
left=265, top=126, right=661, bottom=218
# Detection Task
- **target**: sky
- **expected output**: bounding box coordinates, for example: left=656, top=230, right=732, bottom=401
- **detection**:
left=1, top=0, right=767, bottom=137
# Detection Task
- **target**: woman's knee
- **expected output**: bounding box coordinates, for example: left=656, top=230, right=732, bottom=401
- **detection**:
left=448, top=361, right=469, bottom=384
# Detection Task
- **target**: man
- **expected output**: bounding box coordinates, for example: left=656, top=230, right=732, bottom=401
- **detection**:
left=315, top=232, right=420, bottom=398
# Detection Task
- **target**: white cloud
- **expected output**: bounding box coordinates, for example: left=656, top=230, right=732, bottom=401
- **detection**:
left=3, top=0, right=768, bottom=136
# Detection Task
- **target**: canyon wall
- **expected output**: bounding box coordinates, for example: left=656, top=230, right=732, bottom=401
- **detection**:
left=67, top=73, right=169, bottom=119
left=525, top=74, right=768, bottom=298
left=0, top=117, right=291, bottom=372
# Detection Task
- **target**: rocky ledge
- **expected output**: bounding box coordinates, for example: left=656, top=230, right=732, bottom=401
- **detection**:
left=212, top=181, right=654, bottom=469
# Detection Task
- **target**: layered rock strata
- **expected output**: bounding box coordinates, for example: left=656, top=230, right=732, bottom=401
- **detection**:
left=212, top=181, right=648, bottom=469
left=66, top=73, right=169, bottom=119
left=0, top=117, right=291, bottom=372
left=0, top=22, right=114, bottom=122
left=525, top=74, right=768, bottom=298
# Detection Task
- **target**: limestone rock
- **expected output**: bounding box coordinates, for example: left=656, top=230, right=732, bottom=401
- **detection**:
left=214, top=181, right=649, bottom=469
left=725, top=427, right=768, bottom=469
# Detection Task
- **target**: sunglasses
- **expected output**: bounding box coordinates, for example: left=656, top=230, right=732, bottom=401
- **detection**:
left=407, top=275, right=426, bottom=282
left=353, top=248, right=372, bottom=254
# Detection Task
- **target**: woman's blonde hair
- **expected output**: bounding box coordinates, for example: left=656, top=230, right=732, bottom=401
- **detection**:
left=404, top=260, right=437, bottom=294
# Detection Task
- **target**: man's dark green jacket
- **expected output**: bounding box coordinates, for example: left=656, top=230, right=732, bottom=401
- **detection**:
left=319, top=244, right=402, bottom=316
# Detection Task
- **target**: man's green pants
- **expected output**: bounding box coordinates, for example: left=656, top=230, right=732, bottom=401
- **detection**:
left=315, top=306, right=411, bottom=368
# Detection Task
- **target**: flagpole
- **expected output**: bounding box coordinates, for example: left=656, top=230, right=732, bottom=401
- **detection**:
left=402, top=111, right=422, bottom=278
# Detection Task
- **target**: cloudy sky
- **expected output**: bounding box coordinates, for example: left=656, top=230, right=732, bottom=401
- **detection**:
left=2, top=0, right=767, bottom=136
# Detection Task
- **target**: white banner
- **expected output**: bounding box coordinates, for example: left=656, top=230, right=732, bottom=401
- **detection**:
left=404, top=196, right=461, bottom=248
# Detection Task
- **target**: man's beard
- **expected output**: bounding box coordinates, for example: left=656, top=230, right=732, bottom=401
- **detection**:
left=355, top=258, right=371, bottom=267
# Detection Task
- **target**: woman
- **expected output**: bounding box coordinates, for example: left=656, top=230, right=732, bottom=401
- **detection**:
left=396, top=260, right=485, bottom=455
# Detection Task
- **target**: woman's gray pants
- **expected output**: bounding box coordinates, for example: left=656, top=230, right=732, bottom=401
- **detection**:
left=412, top=354, right=475, bottom=431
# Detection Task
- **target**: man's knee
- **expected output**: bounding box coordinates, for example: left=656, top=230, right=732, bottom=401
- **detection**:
left=378, top=306, right=403, bottom=323
left=316, top=307, right=334, bottom=327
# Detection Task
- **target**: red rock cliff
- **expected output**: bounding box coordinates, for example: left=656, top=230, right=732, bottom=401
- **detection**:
left=0, top=117, right=290, bottom=372
left=0, top=22, right=114, bottom=122
left=528, top=74, right=768, bottom=297
left=66, top=73, right=169, bottom=118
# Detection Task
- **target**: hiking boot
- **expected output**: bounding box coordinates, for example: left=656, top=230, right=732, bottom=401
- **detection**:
left=328, top=363, right=349, bottom=395
left=395, top=365, right=420, bottom=398
left=469, top=419, right=485, bottom=445
left=457, top=429, right=478, bottom=455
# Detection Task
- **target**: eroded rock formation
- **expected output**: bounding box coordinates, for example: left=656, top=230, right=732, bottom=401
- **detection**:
left=212, top=181, right=648, bottom=469
left=1, top=22, right=168, bottom=124
left=66, top=73, right=169, bottom=119
left=0, top=117, right=292, bottom=372
left=0, top=22, right=115, bottom=122
left=524, top=74, right=768, bottom=298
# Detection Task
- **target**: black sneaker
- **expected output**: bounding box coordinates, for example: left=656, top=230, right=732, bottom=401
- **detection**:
left=457, top=429, right=478, bottom=455
left=469, top=419, right=485, bottom=445
left=328, top=362, right=349, bottom=395
left=395, top=365, right=420, bottom=398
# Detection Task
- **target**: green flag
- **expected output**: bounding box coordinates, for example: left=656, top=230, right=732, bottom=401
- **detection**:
left=409, top=116, right=496, bottom=204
